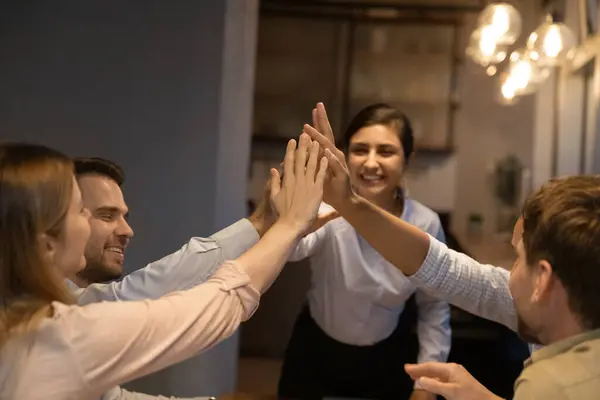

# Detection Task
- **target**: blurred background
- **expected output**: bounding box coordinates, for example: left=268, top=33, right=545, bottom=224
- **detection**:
left=0, top=0, right=598, bottom=398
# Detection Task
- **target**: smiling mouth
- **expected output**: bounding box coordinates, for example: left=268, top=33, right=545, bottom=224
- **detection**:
left=359, top=174, right=385, bottom=184
left=105, top=246, right=124, bottom=254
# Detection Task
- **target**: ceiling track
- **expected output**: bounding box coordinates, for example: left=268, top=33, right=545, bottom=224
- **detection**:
left=261, top=0, right=485, bottom=13
left=261, top=1, right=483, bottom=24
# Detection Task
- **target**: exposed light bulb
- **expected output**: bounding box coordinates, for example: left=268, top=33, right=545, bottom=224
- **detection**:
left=467, top=26, right=508, bottom=66
left=511, top=61, right=532, bottom=90
left=490, top=7, right=509, bottom=37
left=527, top=17, right=576, bottom=67
left=477, top=3, right=522, bottom=46
left=504, top=48, right=549, bottom=96
left=479, top=26, right=498, bottom=57
left=501, top=77, right=516, bottom=99
left=542, top=25, right=563, bottom=58
left=497, top=71, right=521, bottom=105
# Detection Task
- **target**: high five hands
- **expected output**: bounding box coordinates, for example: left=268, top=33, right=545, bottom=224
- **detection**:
left=248, top=132, right=339, bottom=237
left=252, top=102, right=351, bottom=235
left=303, top=102, right=356, bottom=212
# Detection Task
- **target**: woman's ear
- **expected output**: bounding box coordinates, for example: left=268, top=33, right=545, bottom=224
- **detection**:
left=37, top=233, right=57, bottom=264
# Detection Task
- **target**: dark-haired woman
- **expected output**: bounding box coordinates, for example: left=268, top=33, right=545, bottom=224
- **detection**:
left=278, top=104, right=451, bottom=400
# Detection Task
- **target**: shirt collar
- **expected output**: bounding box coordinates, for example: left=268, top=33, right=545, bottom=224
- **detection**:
left=525, top=328, right=600, bottom=366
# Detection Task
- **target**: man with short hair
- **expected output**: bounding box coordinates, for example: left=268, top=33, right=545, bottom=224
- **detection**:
left=70, top=156, right=336, bottom=400
left=69, top=156, right=266, bottom=400
left=402, top=177, right=600, bottom=399
left=73, top=157, right=133, bottom=286
left=71, top=157, right=272, bottom=302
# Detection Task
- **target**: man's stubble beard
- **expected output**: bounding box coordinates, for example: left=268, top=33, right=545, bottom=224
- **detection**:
left=77, top=255, right=122, bottom=284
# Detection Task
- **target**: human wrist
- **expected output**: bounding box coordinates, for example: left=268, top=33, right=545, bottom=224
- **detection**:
left=273, top=216, right=309, bottom=238
left=336, top=191, right=362, bottom=216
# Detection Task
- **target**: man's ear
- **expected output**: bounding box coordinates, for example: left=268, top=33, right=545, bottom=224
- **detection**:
left=531, top=259, right=553, bottom=302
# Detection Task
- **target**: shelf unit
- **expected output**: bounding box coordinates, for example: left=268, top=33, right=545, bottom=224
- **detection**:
left=252, top=6, right=462, bottom=156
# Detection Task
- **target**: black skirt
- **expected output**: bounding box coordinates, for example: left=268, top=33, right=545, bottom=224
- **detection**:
left=278, top=298, right=419, bottom=400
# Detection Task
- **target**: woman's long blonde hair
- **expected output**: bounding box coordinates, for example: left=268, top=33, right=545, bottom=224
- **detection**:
left=0, top=143, right=76, bottom=347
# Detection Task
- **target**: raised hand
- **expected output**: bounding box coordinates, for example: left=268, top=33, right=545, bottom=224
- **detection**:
left=269, top=133, right=328, bottom=234
left=303, top=103, right=355, bottom=211
left=404, top=362, right=503, bottom=400
left=249, top=176, right=338, bottom=237
left=311, top=102, right=335, bottom=145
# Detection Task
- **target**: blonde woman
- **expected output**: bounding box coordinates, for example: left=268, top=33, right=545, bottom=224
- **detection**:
left=0, top=135, right=326, bottom=400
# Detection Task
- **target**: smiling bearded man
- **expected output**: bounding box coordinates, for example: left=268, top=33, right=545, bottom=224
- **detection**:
left=73, top=157, right=134, bottom=286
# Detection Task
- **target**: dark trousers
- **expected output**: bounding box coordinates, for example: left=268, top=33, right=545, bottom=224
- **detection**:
left=278, top=301, right=419, bottom=400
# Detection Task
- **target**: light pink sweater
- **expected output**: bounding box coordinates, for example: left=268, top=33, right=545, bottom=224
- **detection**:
left=0, top=261, right=259, bottom=400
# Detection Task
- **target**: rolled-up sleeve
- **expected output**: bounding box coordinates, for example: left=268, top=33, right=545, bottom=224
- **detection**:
left=55, top=261, right=259, bottom=399
left=415, top=290, right=451, bottom=364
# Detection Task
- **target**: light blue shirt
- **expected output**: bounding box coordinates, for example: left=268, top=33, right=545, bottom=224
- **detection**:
left=290, top=200, right=452, bottom=364
left=72, top=219, right=259, bottom=306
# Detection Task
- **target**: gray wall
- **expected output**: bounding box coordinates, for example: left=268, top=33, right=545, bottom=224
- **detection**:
left=0, top=0, right=258, bottom=396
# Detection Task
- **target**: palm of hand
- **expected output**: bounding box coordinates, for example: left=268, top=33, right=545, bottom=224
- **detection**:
left=309, top=104, right=355, bottom=209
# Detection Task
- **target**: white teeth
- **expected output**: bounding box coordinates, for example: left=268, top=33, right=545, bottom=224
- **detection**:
left=106, top=247, right=123, bottom=254
left=362, top=175, right=381, bottom=181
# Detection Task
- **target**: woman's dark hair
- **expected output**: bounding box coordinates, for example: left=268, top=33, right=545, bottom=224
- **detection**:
left=342, top=103, right=414, bottom=164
